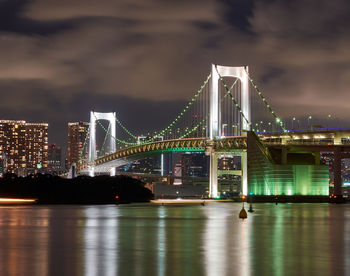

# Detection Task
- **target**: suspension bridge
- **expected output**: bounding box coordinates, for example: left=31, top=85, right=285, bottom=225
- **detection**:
left=72, top=64, right=348, bottom=199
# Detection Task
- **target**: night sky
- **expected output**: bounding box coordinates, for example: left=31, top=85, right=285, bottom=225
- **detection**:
left=0, top=0, right=349, bottom=149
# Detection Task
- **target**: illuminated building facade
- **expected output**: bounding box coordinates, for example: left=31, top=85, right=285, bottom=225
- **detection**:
left=25, top=123, right=49, bottom=174
left=68, top=122, right=89, bottom=169
left=0, top=154, right=6, bottom=177
left=0, top=120, right=26, bottom=175
left=0, top=120, right=48, bottom=176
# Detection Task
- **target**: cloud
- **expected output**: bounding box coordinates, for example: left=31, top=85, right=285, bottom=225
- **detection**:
left=0, top=0, right=349, bottom=147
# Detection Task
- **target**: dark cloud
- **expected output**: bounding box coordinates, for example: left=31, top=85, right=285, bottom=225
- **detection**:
left=0, top=0, right=349, bottom=151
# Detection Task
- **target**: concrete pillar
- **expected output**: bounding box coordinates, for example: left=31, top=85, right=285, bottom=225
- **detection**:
left=89, top=166, right=95, bottom=177
left=281, top=137, right=289, bottom=145
left=209, top=151, right=218, bottom=198
left=89, top=111, right=117, bottom=176
left=334, top=147, right=342, bottom=196
left=210, top=64, right=220, bottom=140
left=210, top=64, right=251, bottom=139
left=89, top=111, right=96, bottom=164
left=241, top=151, right=248, bottom=196
left=110, top=167, right=116, bottom=177
left=334, top=134, right=342, bottom=145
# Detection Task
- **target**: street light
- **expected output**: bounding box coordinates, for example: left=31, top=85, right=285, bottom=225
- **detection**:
left=327, top=114, right=331, bottom=129
left=292, top=117, right=296, bottom=130
left=308, top=115, right=312, bottom=129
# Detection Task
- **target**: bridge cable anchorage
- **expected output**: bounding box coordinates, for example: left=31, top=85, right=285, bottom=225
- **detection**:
left=243, top=68, right=290, bottom=135
left=215, top=67, right=252, bottom=130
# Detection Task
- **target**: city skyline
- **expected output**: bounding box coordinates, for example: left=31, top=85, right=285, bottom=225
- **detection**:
left=0, top=0, right=349, bottom=149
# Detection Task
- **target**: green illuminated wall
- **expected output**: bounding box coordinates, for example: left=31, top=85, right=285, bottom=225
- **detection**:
left=247, top=132, right=329, bottom=196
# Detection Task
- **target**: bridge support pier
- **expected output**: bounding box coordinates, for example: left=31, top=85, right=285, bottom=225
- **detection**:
left=334, top=147, right=342, bottom=196
left=110, top=167, right=116, bottom=177
left=242, top=151, right=248, bottom=196
left=209, top=151, right=219, bottom=198
left=208, top=148, right=248, bottom=198
left=88, top=166, right=95, bottom=177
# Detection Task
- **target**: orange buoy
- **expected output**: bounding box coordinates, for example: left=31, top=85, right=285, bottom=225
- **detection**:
left=239, top=207, right=248, bottom=219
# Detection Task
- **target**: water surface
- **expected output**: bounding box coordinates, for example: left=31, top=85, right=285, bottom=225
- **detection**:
left=0, top=203, right=349, bottom=276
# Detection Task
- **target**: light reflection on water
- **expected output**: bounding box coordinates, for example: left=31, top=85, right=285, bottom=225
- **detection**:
left=0, top=203, right=349, bottom=275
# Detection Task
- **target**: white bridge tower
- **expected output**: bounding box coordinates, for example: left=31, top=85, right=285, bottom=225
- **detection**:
left=209, top=64, right=250, bottom=198
left=88, top=111, right=116, bottom=177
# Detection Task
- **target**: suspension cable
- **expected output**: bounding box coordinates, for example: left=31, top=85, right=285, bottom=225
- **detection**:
left=93, top=112, right=138, bottom=145
left=114, top=115, right=138, bottom=139
left=244, top=68, right=288, bottom=133
left=150, top=73, right=211, bottom=139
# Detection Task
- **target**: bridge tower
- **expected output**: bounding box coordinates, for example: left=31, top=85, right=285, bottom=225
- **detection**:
left=88, top=111, right=116, bottom=177
left=209, top=64, right=250, bottom=198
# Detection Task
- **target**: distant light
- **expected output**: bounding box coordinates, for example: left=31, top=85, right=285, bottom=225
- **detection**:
left=0, top=198, right=37, bottom=203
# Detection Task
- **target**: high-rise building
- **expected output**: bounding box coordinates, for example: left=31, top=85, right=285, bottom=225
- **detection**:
left=0, top=154, right=6, bottom=177
left=182, top=152, right=209, bottom=177
left=25, top=123, right=49, bottom=174
left=67, top=122, right=89, bottom=169
left=0, top=120, right=48, bottom=176
left=48, top=144, right=62, bottom=174
left=0, top=120, right=26, bottom=175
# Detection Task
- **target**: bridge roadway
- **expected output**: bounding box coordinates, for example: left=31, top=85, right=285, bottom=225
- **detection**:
left=79, top=136, right=248, bottom=173
left=79, top=128, right=350, bottom=196
left=84, top=128, right=350, bottom=170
